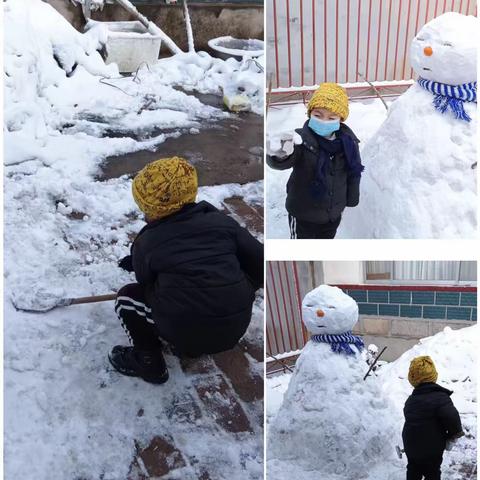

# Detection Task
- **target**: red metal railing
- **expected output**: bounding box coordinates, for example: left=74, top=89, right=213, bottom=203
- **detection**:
left=266, top=261, right=309, bottom=356
left=267, top=0, right=477, bottom=92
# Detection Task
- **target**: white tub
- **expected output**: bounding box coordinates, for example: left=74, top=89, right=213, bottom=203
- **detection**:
left=96, top=21, right=162, bottom=73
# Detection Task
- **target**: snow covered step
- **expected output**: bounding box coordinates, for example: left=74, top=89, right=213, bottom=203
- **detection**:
left=179, top=355, right=218, bottom=375
left=213, top=346, right=263, bottom=404
left=193, top=374, right=252, bottom=434
left=222, top=196, right=263, bottom=235
left=130, top=435, right=186, bottom=478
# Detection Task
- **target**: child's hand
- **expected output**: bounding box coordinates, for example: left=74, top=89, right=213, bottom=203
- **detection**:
left=267, top=132, right=297, bottom=158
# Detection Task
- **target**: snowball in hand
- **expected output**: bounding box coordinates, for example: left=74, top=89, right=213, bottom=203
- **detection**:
left=410, top=12, right=478, bottom=85
left=302, top=285, right=358, bottom=335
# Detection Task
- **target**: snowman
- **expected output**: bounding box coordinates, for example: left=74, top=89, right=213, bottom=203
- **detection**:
left=345, top=12, right=477, bottom=239
left=268, top=285, right=399, bottom=478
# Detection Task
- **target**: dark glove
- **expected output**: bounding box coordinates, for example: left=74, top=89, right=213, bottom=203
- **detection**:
left=118, top=255, right=134, bottom=272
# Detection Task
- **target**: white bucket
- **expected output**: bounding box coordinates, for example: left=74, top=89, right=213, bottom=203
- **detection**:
left=102, top=21, right=162, bottom=73
left=208, top=36, right=264, bottom=61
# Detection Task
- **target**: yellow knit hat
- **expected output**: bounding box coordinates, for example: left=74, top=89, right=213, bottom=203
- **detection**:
left=307, top=83, right=349, bottom=121
left=132, top=157, right=198, bottom=220
left=408, top=356, right=438, bottom=387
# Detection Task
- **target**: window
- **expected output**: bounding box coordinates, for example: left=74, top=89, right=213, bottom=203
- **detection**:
left=365, top=261, right=477, bottom=285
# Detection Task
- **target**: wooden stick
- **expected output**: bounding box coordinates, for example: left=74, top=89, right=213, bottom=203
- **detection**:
left=69, top=293, right=118, bottom=306
left=358, top=72, right=389, bottom=111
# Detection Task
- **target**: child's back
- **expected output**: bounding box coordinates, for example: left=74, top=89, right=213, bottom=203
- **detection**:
left=403, top=382, right=462, bottom=460
left=132, top=200, right=263, bottom=356
left=402, top=356, right=463, bottom=480
left=109, top=157, right=263, bottom=383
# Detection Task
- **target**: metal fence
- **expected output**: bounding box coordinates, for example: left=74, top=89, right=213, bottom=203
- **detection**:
left=266, top=261, right=325, bottom=356
left=267, top=0, right=478, bottom=90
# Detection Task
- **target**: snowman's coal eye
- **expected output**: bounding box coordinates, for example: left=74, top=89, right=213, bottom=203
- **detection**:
left=417, top=37, right=425, bottom=41
left=443, top=42, right=453, bottom=47
left=327, top=306, right=336, bottom=309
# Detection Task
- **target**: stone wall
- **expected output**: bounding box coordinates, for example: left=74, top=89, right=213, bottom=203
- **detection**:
left=353, top=316, right=472, bottom=361
left=46, top=1, right=263, bottom=53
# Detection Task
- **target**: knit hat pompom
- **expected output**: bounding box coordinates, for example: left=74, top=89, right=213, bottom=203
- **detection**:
left=132, top=157, right=198, bottom=220
left=307, top=83, right=350, bottom=121
left=408, top=356, right=438, bottom=388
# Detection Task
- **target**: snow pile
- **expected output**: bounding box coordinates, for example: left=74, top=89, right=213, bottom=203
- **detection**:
left=147, top=53, right=265, bottom=115
left=268, top=341, right=400, bottom=480
left=267, top=325, right=477, bottom=480
left=4, top=0, right=226, bottom=167
left=347, top=13, right=478, bottom=239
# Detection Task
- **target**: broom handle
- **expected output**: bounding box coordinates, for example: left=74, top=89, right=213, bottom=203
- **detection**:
left=69, top=294, right=118, bottom=306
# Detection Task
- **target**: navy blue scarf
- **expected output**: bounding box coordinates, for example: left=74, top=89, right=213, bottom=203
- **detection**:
left=310, top=128, right=365, bottom=200
left=417, top=77, right=477, bottom=122
left=311, top=331, right=364, bottom=356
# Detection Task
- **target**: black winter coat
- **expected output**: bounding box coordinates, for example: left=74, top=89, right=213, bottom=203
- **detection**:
left=402, top=383, right=463, bottom=460
left=267, top=122, right=361, bottom=224
left=130, top=201, right=264, bottom=356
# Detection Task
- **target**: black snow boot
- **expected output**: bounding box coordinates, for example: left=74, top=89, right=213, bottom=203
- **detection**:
left=108, top=346, right=169, bottom=384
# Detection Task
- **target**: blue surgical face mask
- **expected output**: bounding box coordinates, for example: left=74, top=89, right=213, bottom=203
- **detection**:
left=308, top=117, right=340, bottom=137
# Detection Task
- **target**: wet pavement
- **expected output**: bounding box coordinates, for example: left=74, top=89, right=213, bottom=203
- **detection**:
left=98, top=93, right=264, bottom=187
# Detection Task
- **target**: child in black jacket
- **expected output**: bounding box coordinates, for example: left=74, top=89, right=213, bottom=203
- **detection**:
left=402, top=356, right=464, bottom=480
left=110, top=157, right=264, bottom=384
left=267, top=83, right=364, bottom=239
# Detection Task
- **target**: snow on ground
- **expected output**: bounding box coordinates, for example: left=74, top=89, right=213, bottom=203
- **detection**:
left=4, top=1, right=263, bottom=478
left=266, top=325, right=477, bottom=480
left=266, top=98, right=392, bottom=239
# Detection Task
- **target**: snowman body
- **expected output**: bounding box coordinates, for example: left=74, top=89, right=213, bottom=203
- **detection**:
left=347, top=13, right=477, bottom=239
left=268, top=286, right=398, bottom=478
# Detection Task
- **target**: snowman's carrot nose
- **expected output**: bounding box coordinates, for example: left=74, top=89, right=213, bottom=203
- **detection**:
left=423, top=46, right=433, bottom=56
left=316, top=309, right=325, bottom=317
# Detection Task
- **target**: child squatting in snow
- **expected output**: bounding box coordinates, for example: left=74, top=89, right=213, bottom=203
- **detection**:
left=267, top=83, right=364, bottom=239
left=403, top=356, right=464, bottom=480
left=109, top=157, right=264, bottom=384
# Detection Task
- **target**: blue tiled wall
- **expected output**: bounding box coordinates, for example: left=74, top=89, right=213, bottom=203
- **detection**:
left=344, top=288, right=477, bottom=321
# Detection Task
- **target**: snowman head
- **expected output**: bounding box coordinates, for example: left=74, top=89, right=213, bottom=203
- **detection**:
left=410, top=12, right=478, bottom=85
left=302, top=285, right=358, bottom=335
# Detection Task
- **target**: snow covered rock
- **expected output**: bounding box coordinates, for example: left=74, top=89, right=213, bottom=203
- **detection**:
left=349, top=12, right=478, bottom=239
left=268, top=286, right=399, bottom=478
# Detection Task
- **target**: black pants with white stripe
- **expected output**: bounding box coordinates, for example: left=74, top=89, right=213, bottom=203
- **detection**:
left=115, top=283, right=162, bottom=351
left=288, top=214, right=341, bottom=239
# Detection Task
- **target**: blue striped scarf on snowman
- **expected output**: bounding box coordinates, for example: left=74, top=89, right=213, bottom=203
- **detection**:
left=417, top=77, right=477, bottom=122
left=311, top=331, right=364, bottom=356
